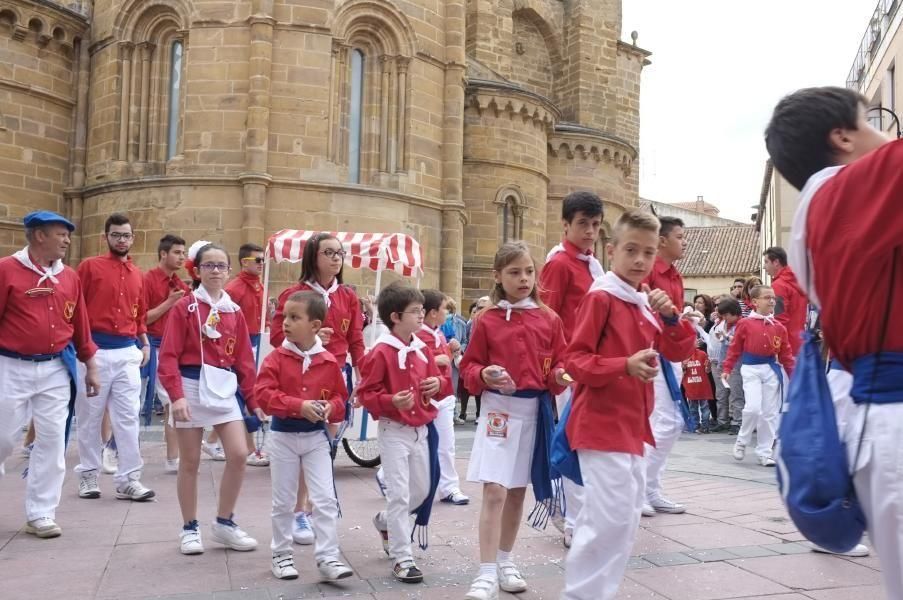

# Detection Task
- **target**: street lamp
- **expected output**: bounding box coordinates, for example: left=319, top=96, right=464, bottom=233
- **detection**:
left=868, top=106, right=902, bottom=139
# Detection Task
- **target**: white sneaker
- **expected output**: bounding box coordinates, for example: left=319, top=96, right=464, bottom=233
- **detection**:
left=758, top=456, right=776, bottom=467
left=211, top=519, right=257, bottom=551
left=102, top=443, right=118, bottom=475
left=246, top=451, right=270, bottom=467
left=811, top=542, right=870, bottom=557
left=116, top=472, right=155, bottom=501
left=272, top=552, right=299, bottom=579
left=202, top=442, right=226, bottom=461
left=164, top=458, right=180, bottom=474
left=78, top=471, right=101, bottom=499
left=25, top=517, right=61, bottom=539
left=465, top=574, right=499, bottom=600
left=439, top=490, right=470, bottom=505
left=733, top=441, right=746, bottom=461
left=498, top=561, right=527, bottom=593
left=292, top=511, right=315, bottom=545
left=180, top=528, right=203, bottom=555
left=649, top=495, right=686, bottom=514
left=641, top=503, right=656, bottom=517
left=317, top=559, right=354, bottom=581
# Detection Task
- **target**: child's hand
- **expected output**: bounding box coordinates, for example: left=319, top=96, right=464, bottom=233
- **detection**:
left=392, top=390, right=415, bottom=410
left=555, top=369, right=570, bottom=387
left=301, top=400, right=325, bottom=422
left=481, top=365, right=509, bottom=388
left=643, top=285, right=677, bottom=318
left=435, top=354, right=451, bottom=368
left=627, top=348, right=659, bottom=383
left=319, top=402, right=333, bottom=422
left=318, top=327, right=335, bottom=345
left=721, top=373, right=730, bottom=385
left=448, top=339, right=461, bottom=354
left=420, top=377, right=441, bottom=398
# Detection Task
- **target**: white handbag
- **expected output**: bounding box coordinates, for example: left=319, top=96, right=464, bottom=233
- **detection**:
left=193, top=299, right=238, bottom=413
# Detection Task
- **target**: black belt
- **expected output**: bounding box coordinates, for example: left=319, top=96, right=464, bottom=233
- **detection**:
left=0, top=348, right=62, bottom=362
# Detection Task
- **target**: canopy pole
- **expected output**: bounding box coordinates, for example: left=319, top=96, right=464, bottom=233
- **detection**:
left=258, top=245, right=272, bottom=364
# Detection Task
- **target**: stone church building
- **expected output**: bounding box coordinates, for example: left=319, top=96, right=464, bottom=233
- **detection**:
left=0, top=0, right=648, bottom=304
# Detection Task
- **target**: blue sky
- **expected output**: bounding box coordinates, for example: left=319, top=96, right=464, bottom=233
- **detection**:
left=622, top=0, right=879, bottom=222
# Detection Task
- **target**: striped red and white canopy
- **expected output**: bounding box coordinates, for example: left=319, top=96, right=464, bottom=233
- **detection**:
left=266, top=230, right=424, bottom=277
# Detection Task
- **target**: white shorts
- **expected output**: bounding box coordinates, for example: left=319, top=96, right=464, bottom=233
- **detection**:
left=466, top=391, right=538, bottom=489
left=173, top=376, right=243, bottom=429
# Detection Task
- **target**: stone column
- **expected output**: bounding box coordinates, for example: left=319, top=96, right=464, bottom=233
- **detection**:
left=137, top=42, right=155, bottom=162
left=379, top=55, right=391, bottom=172
left=440, top=0, right=467, bottom=302
left=241, top=1, right=275, bottom=245
left=395, top=57, right=409, bottom=172
left=117, top=42, right=134, bottom=162
left=66, top=36, right=91, bottom=265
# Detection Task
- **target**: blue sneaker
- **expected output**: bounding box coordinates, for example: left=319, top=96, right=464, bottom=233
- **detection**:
left=375, top=469, right=387, bottom=497
left=292, top=511, right=314, bottom=545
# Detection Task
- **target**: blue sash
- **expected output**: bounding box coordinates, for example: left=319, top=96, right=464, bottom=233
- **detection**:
left=250, top=333, right=261, bottom=368
left=91, top=332, right=139, bottom=350
left=179, top=365, right=260, bottom=433
left=850, top=352, right=903, bottom=404
left=660, top=357, right=694, bottom=431
left=411, top=421, right=440, bottom=550
left=551, top=398, right=582, bottom=486
left=742, top=352, right=783, bottom=384
left=140, top=335, right=162, bottom=426
left=271, top=415, right=325, bottom=433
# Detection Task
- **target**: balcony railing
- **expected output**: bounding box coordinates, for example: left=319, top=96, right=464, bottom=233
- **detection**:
left=847, top=0, right=901, bottom=90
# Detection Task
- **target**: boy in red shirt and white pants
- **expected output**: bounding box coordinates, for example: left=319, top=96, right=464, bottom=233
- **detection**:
left=562, top=210, right=695, bottom=600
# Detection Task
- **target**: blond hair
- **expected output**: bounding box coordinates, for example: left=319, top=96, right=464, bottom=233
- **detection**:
left=490, top=241, right=546, bottom=307
left=611, top=209, right=661, bottom=244
left=748, top=284, right=773, bottom=300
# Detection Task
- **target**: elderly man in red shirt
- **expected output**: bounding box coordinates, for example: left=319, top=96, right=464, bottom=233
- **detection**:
left=74, top=213, right=154, bottom=503
left=0, top=211, right=99, bottom=538
left=763, top=247, right=807, bottom=355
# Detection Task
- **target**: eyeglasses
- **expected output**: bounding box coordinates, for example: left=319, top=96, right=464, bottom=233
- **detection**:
left=108, top=232, right=134, bottom=241
left=320, top=249, right=347, bottom=260
left=241, top=257, right=265, bottom=264
left=398, top=308, right=425, bottom=316
left=199, top=263, right=230, bottom=272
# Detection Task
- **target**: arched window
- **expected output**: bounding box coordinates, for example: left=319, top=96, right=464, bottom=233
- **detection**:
left=166, top=40, right=183, bottom=161
left=347, top=49, right=365, bottom=184
left=495, top=188, right=524, bottom=243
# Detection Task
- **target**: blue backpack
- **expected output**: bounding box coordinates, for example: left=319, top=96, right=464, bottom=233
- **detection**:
left=775, top=331, right=866, bottom=553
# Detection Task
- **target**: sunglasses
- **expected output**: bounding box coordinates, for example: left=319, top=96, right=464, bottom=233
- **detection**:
left=241, top=257, right=265, bottom=264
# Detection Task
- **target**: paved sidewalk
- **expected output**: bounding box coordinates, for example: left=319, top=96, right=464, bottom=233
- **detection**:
left=0, top=425, right=887, bottom=599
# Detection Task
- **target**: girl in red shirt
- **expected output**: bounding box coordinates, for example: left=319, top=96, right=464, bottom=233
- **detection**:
left=460, top=241, right=568, bottom=600
left=158, top=243, right=264, bottom=556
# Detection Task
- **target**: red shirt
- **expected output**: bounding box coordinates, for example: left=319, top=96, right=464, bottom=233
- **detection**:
left=415, top=325, right=454, bottom=398
left=77, top=253, right=147, bottom=338
left=460, top=307, right=568, bottom=396
left=254, top=347, right=346, bottom=422
left=144, top=267, right=190, bottom=339
left=357, top=336, right=442, bottom=427
left=644, top=256, right=685, bottom=312
left=682, top=348, right=713, bottom=401
left=226, top=271, right=266, bottom=336
left=539, top=239, right=596, bottom=335
left=771, top=266, right=806, bottom=356
left=722, top=316, right=795, bottom=377
left=0, top=255, right=97, bottom=361
left=270, top=282, right=364, bottom=366
left=806, top=139, right=903, bottom=367
left=157, top=295, right=258, bottom=408
left=564, top=290, right=696, bottom=455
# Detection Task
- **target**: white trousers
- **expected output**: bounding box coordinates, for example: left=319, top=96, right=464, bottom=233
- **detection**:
left=556, top=387, right=584, bottom=532
left=562, top=450, right=645, bottom=600
left=75, top=346, right=144, bottom=484
left=434, top=395, right=461, bottom=497
left=268, top=430, right=340, bottom=560
left=830, top=369, right=903, bottom=599
left=374, top=419, right=431, bottom=563
left=0, top=355, right=71, bottom=521
left=737, top=364, right=782, bottom=459
left=645, top=362, right=683, bottom=499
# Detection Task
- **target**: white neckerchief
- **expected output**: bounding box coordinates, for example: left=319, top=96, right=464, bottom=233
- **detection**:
left=495, top=297, right=539, bottom=321
left=589, top=271, right=661, bottom=331
left=748, top=311, right=776, bottom=326
left=788, top=165, right=843, bottom=308
left=376, top=333, right=427, bottom=370
left=420, top=324, right=442, bottom=348
left=546, top=243, right=605, bottom=279
left=190, top=285, right=240, bottom=339
left=13, top=248, right=64, bottom=285
left=281, top=337, right=325, bottom=373
left=307, top=279, right=339, bottom=308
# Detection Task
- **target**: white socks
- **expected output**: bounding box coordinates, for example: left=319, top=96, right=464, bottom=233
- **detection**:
left=479, top=562, right=497, bottom=580
left=497, top=549, right=512, bottom=564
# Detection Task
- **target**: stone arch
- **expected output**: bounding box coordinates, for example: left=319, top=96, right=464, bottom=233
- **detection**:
left=494, top=185, right=526, bottom=243
left=509, top=4, right=563, bottom=100
left=115, top=0, right=191, bottom=40
left=333, top=0, right=417, bottom=57
left=0, top=7, right=20, bottom=28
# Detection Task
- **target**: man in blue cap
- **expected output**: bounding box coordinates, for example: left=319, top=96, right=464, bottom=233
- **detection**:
left=0, top=210, right=100, bottom=538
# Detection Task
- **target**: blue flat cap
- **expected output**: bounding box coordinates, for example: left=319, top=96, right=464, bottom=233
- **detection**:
left=23, top=210, right=75, bottom=232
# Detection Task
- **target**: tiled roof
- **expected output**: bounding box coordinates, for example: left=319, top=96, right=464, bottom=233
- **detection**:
left=677, top=226, right=760, bottom=277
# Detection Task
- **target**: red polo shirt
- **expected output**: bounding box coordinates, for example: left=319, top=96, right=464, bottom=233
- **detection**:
left=771, top=266, right=807, bottom=356
left=539, top=239, right=596, bottom=336
left=0, top=255, right=97, bottom=361
left=415, top=324, right=454, bottom=398
left=144, top=266, right=190, bottom=339
left=226, top=271, right=267, bottom=336
left=644, top=256, right=685, bottom=310
left=722, top=316, right=795, bottom=376
left=254, top=347, right=347, bottom=422
left=78, top=253, right=147, bottom=338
